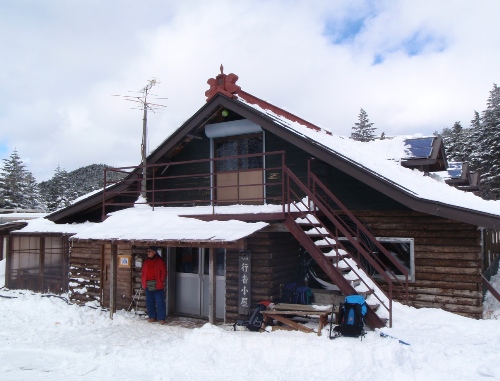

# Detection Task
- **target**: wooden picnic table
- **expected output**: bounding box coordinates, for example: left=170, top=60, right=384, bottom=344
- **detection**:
left=260, top=303, right=338, bottom=336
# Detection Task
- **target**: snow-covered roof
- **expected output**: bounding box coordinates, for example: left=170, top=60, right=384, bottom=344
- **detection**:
left=12, top=217, right=95, bottom=235
left=71, top=204, right=269, bottom=242
left=0, top=212, right=47, bottom=224
left=46, top=72, right=500, bottom=231
left=236, top=97, right=500, bottom=218
left=17, top=203, right=271, bottom=242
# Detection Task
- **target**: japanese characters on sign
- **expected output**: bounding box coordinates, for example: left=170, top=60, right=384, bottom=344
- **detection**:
left=238, top=250, right=251, bottom=315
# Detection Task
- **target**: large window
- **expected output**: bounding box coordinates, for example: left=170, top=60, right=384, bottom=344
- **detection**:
left=214, top=134, right=264, bottom=204
left=8, top=236, right=68, bottom=293
left=215, top=134, right=263, bottom=172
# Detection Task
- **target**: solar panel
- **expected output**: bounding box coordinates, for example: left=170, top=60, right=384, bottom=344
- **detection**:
left=404, top=137, right=435, bottom=159
left=447, top=162, right=463, bottom=178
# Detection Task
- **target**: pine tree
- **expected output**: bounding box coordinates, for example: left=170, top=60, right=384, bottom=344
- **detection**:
left=442, top=122, right=468, bottom=162
left=351, top=108, right=377, bottom=142
left=0, top=149, right=42, bottom=209
left=41, top=166, right=73, bottom=212
left=24, top=172, right=45, bottom=211
left=476, top=84, right=500, bottom=199
left=467, top=111, right=482, bottom=170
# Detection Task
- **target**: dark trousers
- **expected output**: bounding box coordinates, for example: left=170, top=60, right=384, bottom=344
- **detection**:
left=146, top=289, right=166, bottom=321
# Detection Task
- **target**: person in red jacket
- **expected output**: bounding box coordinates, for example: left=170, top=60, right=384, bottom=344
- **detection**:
left=141, top=246, right=167, bottom=324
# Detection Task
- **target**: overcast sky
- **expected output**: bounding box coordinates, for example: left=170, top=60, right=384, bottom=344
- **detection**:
left=1, top=0, right=499, bottom=181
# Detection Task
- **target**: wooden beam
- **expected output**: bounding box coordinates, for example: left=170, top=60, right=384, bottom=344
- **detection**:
left=74, top=238, right=245, bottom=250
left=109, top=244, right=118, bottom=319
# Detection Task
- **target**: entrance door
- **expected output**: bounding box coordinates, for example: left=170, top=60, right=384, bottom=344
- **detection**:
left=214, top=134, right=264, bottom=204
left=174, top=247, right=225, bottom=318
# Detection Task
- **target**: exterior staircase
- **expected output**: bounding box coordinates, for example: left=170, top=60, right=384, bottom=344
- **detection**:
left=283, top=166, right=409, bottom=328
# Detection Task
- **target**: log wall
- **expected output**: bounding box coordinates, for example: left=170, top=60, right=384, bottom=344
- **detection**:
left=101, top=243, right=134, bottom=311
left=68, top=241, right=102, bottom=305
left=353, top=210, right=484, bottom=319
left=69, top=242, right=157, bottom=313
left=130, top=246, right=149, bottom=313
left=225, top=231, right=301, bottom=323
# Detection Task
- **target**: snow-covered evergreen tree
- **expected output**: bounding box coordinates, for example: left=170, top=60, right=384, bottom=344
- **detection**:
left=441, top=121, right=467, bottom=162
left=351, top=108, right=376, bottom=142
left=475, top=84, right=500, bottom=199
left=23, top=172, right=46, bottom=211
left=40, top=166, right=73, bottom=212
left=467, top=111, right=483, bottom=170
left=0, top=149, right=43, bottom=209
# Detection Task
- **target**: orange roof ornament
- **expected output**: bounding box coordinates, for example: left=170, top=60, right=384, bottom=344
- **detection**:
left=204, top=66, right=329, bottom=134
left=205, top=64, right=241, bottom=101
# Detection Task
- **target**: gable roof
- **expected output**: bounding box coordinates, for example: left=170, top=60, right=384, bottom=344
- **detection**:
left=401, top=136, right=448, bottom=172
left=47, top=69, right=500, bottom=230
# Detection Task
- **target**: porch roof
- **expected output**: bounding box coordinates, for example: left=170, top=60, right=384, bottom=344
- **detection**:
left=65, top=204, right=270, bottom=243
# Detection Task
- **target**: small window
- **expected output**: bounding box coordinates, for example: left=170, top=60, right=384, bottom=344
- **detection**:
left=338, top=237, right=414, bottom=281
left=373, top=237, right=414, bottom=281
left=203, top=248, right=226, bottom=276
left=175, top=247, right=199, bottom=274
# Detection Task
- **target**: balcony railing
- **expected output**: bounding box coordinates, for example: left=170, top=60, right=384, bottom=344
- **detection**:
left=102, top=151, right=287, bottom=220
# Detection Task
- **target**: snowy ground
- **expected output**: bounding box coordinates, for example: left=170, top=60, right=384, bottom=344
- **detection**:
left=1, top=264, right=500, bottom=380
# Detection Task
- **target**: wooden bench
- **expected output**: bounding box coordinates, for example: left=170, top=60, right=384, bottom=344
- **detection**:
left=260, top=303, right=338, bottom=336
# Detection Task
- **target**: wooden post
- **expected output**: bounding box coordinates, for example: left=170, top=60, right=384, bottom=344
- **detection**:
left=110, top=244, right=118, bottom=319
left=208, top=248, right=216, bottom=324
left=39, top=237, right=45, bottom=292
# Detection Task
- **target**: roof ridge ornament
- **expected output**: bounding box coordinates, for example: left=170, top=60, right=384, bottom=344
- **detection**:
left=205, top=65, right=241, bottom=101
left=204, top=66, right=330, bottom=135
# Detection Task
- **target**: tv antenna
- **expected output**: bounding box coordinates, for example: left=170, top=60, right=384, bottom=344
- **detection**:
left=113, top=79, right=167, bottom=199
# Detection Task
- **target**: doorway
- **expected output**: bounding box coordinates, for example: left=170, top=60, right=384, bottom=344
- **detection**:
left=173, top=247, right=225, bottom=319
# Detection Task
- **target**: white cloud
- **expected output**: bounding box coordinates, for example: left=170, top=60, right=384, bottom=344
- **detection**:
left=0, top=0, right=498, bottom=180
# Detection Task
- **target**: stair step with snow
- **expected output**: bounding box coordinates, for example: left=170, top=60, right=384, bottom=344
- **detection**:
left=295, top=214, right=321, bottom=226
left=324, top=250, right=351, bottom=266
left=332, top=260, right=351, bottom=271
left=304, top=227, right=329, bottom=237
left=343, top=271, right=361, bottom=288
left=314, top=237, right=337, bottom=248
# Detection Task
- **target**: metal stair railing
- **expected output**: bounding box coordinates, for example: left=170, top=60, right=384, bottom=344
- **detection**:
left=283, top=167, right=389, bottom=328
left=482, top=274, right=500, bottom=303
left=307, top=171, right=410, bottom=302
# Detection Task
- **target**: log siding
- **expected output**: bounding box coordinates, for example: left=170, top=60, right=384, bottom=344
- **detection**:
left=226, top=231, right=301, bottom=322
left=353, top=210, right=483, bottom=319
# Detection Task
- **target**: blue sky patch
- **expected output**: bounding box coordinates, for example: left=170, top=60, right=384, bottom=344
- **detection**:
left=372, top=54, right=383, bottom=65
left=373, top=31, right=447, bottom=65
left=402, top=32, right=443, bottom=56
left=325, top=17, right=367, bottom=44
left=0, top=142, right=9, bottom=158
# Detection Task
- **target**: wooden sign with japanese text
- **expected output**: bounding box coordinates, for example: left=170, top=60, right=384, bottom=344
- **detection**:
left=238, top=250, right=251, bottom=315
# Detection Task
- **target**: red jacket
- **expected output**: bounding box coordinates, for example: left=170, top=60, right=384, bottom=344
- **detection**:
left=141, top=255, right=167, bottom=290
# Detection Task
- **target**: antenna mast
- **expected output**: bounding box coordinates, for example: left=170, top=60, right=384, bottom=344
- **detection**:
left=113, top=79, right=167, bottom=200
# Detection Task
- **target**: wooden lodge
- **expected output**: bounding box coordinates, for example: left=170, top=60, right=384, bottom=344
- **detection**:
left=2, top=68, right=500, bottom=329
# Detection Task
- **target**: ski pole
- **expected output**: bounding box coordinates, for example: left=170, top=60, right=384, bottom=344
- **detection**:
left=379, top=332, right=410, bottom=345
left=128, top=287, right=141, bottom=311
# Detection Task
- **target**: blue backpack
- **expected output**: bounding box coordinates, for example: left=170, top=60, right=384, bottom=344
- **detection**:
left=331, top=295, right=367, bottom=339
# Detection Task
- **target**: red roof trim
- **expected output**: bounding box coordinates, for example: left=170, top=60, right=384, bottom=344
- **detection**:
left=205, top=67, right=331, bottom=135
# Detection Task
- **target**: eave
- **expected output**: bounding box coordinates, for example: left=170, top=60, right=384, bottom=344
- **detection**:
left=45, top=92, right=500, bottom=230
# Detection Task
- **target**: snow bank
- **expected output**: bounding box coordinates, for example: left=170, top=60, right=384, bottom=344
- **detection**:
left=1, top=289, right=500, bottom=380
